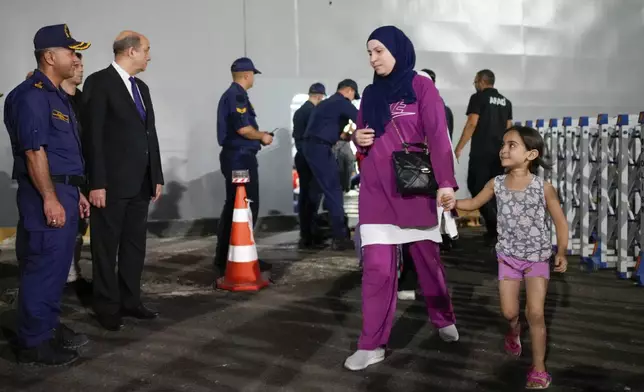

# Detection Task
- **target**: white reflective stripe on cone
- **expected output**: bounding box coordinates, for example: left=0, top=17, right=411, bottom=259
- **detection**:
left=227, top=245, right=259, bottom=263
left=233, top=208, right=249, bottom=223
left=246, top=200, right=255, bottom=243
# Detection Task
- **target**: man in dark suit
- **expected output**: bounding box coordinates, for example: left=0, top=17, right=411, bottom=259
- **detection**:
left=82, top=30, right=163, bottom=331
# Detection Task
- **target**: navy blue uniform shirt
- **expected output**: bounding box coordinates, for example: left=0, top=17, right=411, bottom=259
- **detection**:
left=217, top=82, right=260, bottom=152
left=3, top=69, right=84, bottom=180
left=303, top=92, right=357, bottom=145
left=292, top=100, right=315, bottom=143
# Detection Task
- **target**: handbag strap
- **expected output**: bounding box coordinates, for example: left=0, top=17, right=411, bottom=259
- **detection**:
left=390, top=117, right=428, bottom=153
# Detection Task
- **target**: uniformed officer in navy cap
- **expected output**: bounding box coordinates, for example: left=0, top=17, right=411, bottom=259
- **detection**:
left=302, top=79, right=360, bottom=250
left=292, top=82, right=326, bottom=249
left=214, top=57, right=274, bottom=279
left=3, top=24, right=91, bottom=366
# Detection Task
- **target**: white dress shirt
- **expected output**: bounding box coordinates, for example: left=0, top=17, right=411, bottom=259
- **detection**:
left=111, top=61, right=145, bottom=110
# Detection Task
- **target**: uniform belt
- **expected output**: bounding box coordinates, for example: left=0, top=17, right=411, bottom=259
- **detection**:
left=221, top=146, right=259, bottom=154
left=51, top=175, right=86, bottom=186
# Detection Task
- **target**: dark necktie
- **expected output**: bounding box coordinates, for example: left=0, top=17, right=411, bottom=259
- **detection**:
left=129, top=76, right=146, bottom=121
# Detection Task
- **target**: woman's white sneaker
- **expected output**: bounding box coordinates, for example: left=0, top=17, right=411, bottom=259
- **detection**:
left=438, top=324, right=459, bottom=342
left=397, top=290, right=416, bottom=300
left=343, top=348, right=385, bottom=371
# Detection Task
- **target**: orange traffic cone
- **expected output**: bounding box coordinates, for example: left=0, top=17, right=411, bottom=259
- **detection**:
left=216, top=183, right=269, bottom=292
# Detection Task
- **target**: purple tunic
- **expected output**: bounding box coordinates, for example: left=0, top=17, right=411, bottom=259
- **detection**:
left=354, top=75, right=458, bottom=228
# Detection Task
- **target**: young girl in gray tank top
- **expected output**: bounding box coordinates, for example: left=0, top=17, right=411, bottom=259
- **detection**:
left=444, top=126, right=569, bottom=390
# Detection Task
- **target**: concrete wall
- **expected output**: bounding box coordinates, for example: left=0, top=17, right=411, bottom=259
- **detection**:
left=1, top=0, right=644, bottom=234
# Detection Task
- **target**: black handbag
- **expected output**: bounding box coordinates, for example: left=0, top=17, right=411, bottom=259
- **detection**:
left=390, top=118, right=439, bottom=197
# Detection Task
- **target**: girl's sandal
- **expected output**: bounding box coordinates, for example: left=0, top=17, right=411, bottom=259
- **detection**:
left=503, top=329, right=521, bottom=357
left=525, top=368, right=552, bottom=389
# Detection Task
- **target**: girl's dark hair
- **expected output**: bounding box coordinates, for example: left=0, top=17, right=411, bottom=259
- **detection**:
left=505, top=125, right=552, bottom=174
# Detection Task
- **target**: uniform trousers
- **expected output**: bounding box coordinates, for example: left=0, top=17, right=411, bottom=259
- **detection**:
left=303, top=141, right=347, bottom=239
left=294, top=147, right=321, bottom=242
left=16, top=183, right=79, bottom=347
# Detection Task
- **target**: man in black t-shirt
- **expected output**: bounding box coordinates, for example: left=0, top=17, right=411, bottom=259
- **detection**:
left=454, top=69, right=512, bottom=244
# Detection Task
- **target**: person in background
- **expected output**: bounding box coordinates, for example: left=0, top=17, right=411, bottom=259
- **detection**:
left=453, top=69, right=513, bottom=246
left=417, top=69, right=458, bottom=253
left=60, top=52, right=91, bottom=294
left=63, top=52, right=84, bottom=123
left=395, top=70, right=457, bottom=301
left=333, top=120, right=357, bottom=193
left=350, top=150, right=365, bottom=190
left=302, top=79, right=360, bottom=251
left=213, top=57, right=274, bottom=277
left=345, top=26, right=459, bottom=371
left=421, top=68, right=454, bottom=139
left=4, top=24, right=91, bottom=366
left=292, top=82, right=326, bottom=249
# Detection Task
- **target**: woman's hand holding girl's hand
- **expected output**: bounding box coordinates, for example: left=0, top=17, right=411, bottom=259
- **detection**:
left=441, top=195, right=456, bottom=211
left=355, top=128, right=375, bottom=147
left=437, top=188, right=456, bottom=210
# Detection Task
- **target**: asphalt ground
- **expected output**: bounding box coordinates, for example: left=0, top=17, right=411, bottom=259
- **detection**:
left=0, top=228, right=643, bottom=392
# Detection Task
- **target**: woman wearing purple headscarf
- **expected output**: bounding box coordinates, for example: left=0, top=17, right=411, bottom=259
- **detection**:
left=344, top=26, right=459, bottom=371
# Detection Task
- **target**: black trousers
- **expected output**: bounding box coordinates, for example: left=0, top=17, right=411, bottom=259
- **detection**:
left=91, top=174, right=152, bottom=315
left=467, top=154, right=504, bottom=235
left=397, top=244, right=417, bottom=291
left=214, top=150, right=259, bottom=271
left=294, top=150, right=321, bottom=242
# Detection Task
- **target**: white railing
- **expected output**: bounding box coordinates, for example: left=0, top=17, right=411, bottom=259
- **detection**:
left=517, top=113, right=644, bottom=285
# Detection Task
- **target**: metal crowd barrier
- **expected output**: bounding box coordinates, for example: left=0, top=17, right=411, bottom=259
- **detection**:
left=516, top=113, right=644, bottom=285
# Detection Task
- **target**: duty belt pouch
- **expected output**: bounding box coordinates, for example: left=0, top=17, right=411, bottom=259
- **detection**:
left=390, top=118, right=438, bottom=197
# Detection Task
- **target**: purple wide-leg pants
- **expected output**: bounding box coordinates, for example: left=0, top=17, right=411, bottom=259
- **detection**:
left=358, top=240, right=456, bottom=350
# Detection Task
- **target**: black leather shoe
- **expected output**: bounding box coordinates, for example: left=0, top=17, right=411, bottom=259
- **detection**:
left=96, top=312, right=124, bottom=331
left=54, top=324, right=89, bottom=349
left=258, top=259, right=273, bottom=272
left=121, top=304, right=159, bottom=320
left=68, top=278, right=93, bottom=297
left=298, top=238, right=327, bottom=250
left=331, top=238, right=355, bottom=251
left=16, top=339, right=79, bottom=367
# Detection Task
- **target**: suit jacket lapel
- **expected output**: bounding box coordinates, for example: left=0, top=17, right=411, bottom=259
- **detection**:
left=107, top=65, right=145, bottom=124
